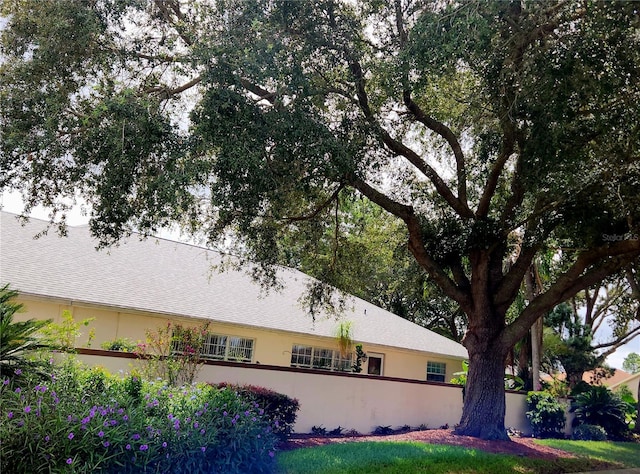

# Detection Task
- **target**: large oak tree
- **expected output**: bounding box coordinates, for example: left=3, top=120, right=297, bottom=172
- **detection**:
left=2, top=0, right=640, bottom=439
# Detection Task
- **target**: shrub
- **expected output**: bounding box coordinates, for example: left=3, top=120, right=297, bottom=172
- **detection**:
left=572, top=423, right=607, bottom=441
left=135, top=321, right=211, bottom=386
left=40, top=310, right=94, bottom=351
left=0, top=358, right=278, bottom=474
left=311, top=425, right=327, bottom=435
left=101, top=337, right=137, bottom=352
left=212, top=382, right=300, bottom=441
left=571, top=386, right=630, bottom=440
left=372, top=425, right=394, bottom=435
left=525, top=391, right=567, bottom=438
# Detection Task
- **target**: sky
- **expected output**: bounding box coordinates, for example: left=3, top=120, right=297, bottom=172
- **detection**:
left=2, top=189, right=638, bottom=371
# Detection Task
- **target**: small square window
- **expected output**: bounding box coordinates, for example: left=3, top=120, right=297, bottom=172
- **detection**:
left=426, top=361, right=446, bottom=382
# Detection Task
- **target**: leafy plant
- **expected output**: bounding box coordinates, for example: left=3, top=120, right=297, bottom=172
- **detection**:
left=372, top=425, right=394, bottom=435
left=40, top=310, right=94, bottom=352
left=0, top=360, right=278, bottom=474
left=351, top=344, right=367, bottom=373
left=334, top=321, right=354, bottom=358
left=571, top=386, right=630, bottom=440
left=212, top=383, right=300, bottom=441
left=0, top=285, right=51, bottom=376
left=101, top=337, right=137, bottom=352
left=328, top=426, right=344, bottom=436
left=526, top=391, right=567, bottom=439
left=572, top=424, right=607, bottom=441
left=311, top=425, right=327, bottom=435
left=135, top=321, right=210, bottom=386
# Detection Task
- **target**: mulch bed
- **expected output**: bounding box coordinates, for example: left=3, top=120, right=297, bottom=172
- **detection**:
left=279, top=429, right=575, bottom=460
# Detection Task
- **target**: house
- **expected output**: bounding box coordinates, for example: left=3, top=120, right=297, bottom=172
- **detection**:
left=0, top=211, right=468, bottom=383
left=609, top=372, right=640, bottom=400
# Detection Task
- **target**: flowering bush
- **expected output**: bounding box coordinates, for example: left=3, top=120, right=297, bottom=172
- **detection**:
left=213, top=382, right=300, bottom=441
left=1, top=357, right=278, bottom=473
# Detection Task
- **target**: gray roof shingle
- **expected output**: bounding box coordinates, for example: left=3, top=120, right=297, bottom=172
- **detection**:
left=0, top=211, right=467, bottom=359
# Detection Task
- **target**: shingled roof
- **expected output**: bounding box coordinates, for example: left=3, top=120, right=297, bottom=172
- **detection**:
left=0, top=211, right=467, bottom=359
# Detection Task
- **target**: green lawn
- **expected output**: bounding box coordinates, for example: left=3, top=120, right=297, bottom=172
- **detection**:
left=536, top=439, right=640, bottom=468
left=275, top=441, right=617, bottom=474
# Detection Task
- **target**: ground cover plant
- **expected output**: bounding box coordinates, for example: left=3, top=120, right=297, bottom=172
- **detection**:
left=0, top=356, right=279, bottom=473
left=275, top=441, right=612, bottom=474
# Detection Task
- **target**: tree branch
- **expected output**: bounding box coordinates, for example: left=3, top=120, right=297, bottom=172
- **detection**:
left=280, top=185, right=344, bottom=222
left=351, top=177, right=472, bottom=311
left=347, top=56, right=473, bottom=218
left=143, top=76, right=202, bottom=98
left=402, top=90, right=469, bottom=208
left=500, top=240, right=640, bottom=349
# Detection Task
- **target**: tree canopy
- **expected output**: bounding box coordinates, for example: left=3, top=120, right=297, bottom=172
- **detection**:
left=2, top=0, right=640, bottom=439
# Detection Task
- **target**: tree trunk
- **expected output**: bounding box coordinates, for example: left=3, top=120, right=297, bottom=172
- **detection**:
left=635, top=378, right=640, bottom=434
left=531, top=317, right=543, bottom=391
left=454, top=340, right=510, bottom=440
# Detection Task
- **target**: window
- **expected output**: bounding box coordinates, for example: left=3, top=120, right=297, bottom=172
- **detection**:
left=367, top=354, right=383, bottom=375
left=290, top=345, right=352, bottom=372
left=291, top=345, right=312, bottom=366
left=173, top=331, right=254, bottom=362
left=426, top=361, right=447, bottom=382
left=226, top=336, right=254, bottom=362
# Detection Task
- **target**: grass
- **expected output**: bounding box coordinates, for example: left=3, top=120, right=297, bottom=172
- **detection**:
left=275, top=441, right=614, bottom=474
left=536, top=439, right=640, bottom=468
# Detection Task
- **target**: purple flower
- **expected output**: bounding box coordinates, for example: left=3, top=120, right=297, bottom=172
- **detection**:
left=82, top=416, right=90, bottom=425
left=223, top=411, right=228, bottom=417
left=162, top=442, right=167, bottom=448
left=14, top=368, right=22, bottom=375
left=122, top=415, right=129, bottom=421
left=200, top=429, right=205, bottom=435
left=68, top=432, right=74, bottom=440
left=140, top=444, right=148, bottom=451
left=103, top=441, right=110, bottom=448
left=269, top=451, right=275, bottom=458
left=201, top=446, right=206, bottom=453
left=194, top=422, right=199, bottom=429
left=232, top=419, right=236, bottom=425
left=3, top=378, right=9, bottom=385
left=245, top=410, right=250, bottom=416
left=132, top=433, right=140, bottom=440
left=126, top=444, right=131, bottom=450
left=45, top=436, right=50, bottom=442
left=14, top=387, right=21, bottom=394
left=24, top=406, right=31, bottom=413
left=7, top=412, right=13, bottom=419
left=98, top=431, right=105, bottom=438
left=66, top=458, right=73, bottom=465
left=110, top=419, right=117, bottom=426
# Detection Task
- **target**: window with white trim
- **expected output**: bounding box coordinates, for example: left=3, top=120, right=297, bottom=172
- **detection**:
left=426, top=361, right=447, bottom=382
left=173, top=331, right=254, bottom=362
left=290, top=345, right=352, bottom=372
